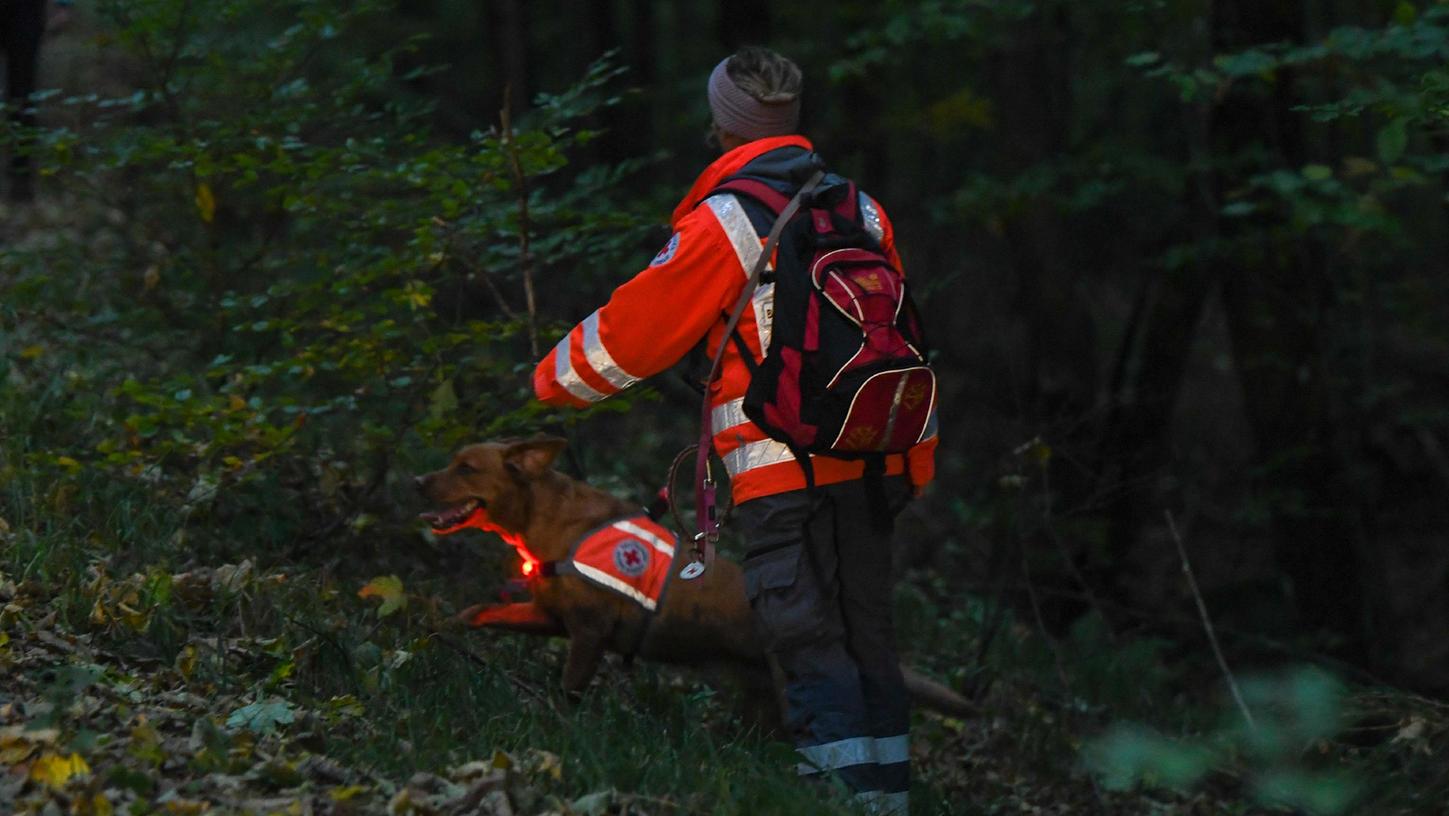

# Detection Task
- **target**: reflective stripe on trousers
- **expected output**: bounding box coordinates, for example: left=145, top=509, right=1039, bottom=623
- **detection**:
left=796, top=736, right=876, bottom=775
left=855, top=790, right=909, bottom=815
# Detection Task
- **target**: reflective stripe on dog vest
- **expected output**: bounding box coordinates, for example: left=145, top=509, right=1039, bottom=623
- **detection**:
left=558, top=515, right=676, bottom=611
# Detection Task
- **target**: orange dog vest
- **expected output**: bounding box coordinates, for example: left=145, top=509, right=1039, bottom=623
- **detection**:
left=431, top=506, right=677, bottom=612
left=551, top=516, right=677, bottom=611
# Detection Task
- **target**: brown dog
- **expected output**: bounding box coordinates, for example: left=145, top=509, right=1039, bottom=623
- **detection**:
left=415, top=436, right=972, bottom=717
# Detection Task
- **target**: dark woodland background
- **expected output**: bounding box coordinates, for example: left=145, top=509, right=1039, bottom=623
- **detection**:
left=397, top=0, right=1449, bottom=689
left=3, top=1, right=1449, bottom=813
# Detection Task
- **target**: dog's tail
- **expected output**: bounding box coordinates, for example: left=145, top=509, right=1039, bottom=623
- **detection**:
left=902, top=666, right=977, bottom=718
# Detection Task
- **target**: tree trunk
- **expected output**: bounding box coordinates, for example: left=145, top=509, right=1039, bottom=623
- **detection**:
left=1211, top=0, right=1373, bottom=661
left=494, top=0, right=530, bottom=115
left=717, top=0, right=771, bottom=51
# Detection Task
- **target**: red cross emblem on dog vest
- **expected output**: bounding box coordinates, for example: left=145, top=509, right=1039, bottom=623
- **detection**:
left=564, top=516, right=677, bottom=611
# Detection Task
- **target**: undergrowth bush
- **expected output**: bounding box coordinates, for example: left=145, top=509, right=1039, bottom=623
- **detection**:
left=1, top=0, right=654, bottom=572
left=0, top=5, right=880, bottom=812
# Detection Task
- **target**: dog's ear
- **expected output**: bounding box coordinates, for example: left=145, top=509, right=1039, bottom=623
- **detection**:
left=503, top=436, right=567, bottom=479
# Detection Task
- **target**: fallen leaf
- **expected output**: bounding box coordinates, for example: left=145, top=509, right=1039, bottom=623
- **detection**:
left=329, top=784, right=370, bottom=801
left=163, top=797, right=211, bottom=815
left=1, top=724, right=59, bottom=744
left=175, top=643, right=198, bottom=680
left=1, top=723, right=60, bottom=765
left=358, top=575, right=407, bottom=618
left=525, top=749, right=563, bottom=782
left=571, top=790, right=616, bottom=815
left=195, top=183, right=217, bottom=223
left=1394, top=717, right=1424, bottom=740
left=226, top=699, right=295, bottom=735
left=387, top=786, right=414, bottom=815
left=29, top=751, right=90, bottom=788
left=213, top=559, right=254, bottom=592
left=451, top=760, right=499, bottom=782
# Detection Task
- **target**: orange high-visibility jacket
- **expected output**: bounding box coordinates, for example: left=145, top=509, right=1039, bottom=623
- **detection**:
left=533, top=135, right=938, bottom=505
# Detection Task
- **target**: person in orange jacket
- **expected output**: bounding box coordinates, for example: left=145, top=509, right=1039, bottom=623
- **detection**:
left=533, top=47, right=936, bottom=814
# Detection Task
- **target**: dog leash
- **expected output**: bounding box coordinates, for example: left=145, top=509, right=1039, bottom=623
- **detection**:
left=678, top=170, right=825, bottom=581
left=664, top=444, right=734, bottom=535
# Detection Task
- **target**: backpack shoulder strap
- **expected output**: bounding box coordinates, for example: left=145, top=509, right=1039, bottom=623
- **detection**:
left=681, top=169, right=825, bottom=582
left=711, top=177, right=792, bottom=214
left=716, top=175, right=866, bottom=235
left=834, top=181, right=860, bottom=223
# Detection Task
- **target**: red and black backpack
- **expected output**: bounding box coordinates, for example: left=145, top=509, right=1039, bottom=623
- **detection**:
left=680, top=165, right=936, bottom=580
left=715, top=171, right=936, bottom=466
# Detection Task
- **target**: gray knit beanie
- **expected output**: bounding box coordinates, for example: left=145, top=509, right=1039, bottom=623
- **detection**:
left=707, top=52, right=801, bottom=141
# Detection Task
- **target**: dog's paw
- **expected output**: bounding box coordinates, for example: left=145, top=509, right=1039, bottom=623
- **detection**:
left=451, top=604, right=488, bottom=629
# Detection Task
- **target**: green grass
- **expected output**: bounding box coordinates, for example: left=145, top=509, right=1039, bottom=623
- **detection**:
left=5, top=339, right=1448, bottom=816
left=0, top=372, right=888, bottom=813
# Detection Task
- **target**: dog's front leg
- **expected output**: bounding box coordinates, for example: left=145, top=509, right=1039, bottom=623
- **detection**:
left=560, top=635, right=607, bottom=695
left=458, top=602, right=566, bottom=636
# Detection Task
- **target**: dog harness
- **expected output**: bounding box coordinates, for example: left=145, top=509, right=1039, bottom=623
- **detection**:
left=535, top=515, right=678, bottom=611
left=432, top=506, right=678, bottom=612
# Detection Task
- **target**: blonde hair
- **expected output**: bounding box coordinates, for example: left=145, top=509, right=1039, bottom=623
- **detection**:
left=725, top=47, right=803, bottom=106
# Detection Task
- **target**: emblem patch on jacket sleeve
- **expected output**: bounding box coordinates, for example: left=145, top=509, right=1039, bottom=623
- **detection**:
left=649, top=233, right=680, bottom=267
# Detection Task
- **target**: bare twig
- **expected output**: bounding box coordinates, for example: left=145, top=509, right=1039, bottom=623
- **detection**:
left=1165, top=509, right=1256, bottom=729
left=282, top=612, right=354, bottom=673
left=432, top=631, right=560, bottom=715
left=462, top=258, right=521, bottom=319
left=499, top=87, right=540, bottom=358
left=1020, top=548, right=1073, bottom=696
left=965, top=522, right=1019, bottom=702
left=430, top=216, right=522, bottom=320
left=959, top=575, right=1394, bottom=690
left=1036, top=441, right=1117, bottom=642
left=1414, top=428, right=1449, bottom=498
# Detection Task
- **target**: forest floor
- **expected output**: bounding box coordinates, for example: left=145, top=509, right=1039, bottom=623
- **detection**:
left=0, top=548, right=1261, bottom=816
left=3, top=500, right=1448, bottom=815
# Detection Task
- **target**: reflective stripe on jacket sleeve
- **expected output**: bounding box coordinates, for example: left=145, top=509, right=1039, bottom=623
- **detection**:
left=532, top=209, right=744, bottom=406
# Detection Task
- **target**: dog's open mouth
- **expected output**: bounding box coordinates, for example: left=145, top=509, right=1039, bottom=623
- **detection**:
left=420, top=499, right=483, bottom=532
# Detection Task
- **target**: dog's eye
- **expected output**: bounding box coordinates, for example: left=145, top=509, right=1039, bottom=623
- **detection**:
left=454, top=462, right=475, bottom=475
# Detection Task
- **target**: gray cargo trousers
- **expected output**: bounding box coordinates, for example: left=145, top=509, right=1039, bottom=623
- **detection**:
left=735, top=475, right=912, bottom=814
